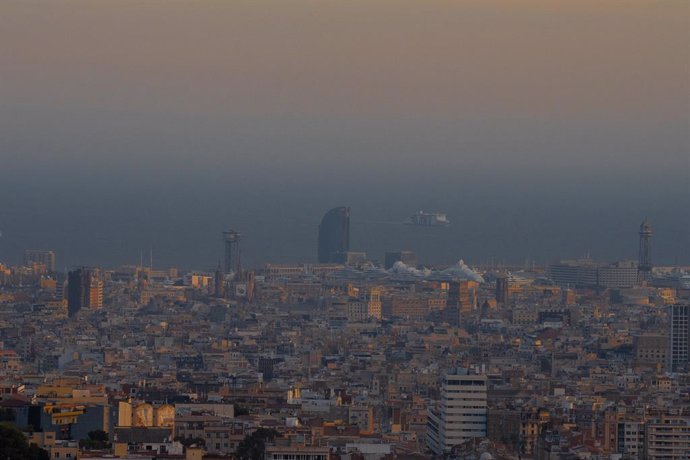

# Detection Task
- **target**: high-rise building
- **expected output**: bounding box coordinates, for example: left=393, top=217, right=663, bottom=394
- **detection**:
left=67, top=268, right=103, bottom=317
left=214, top=264, right=225, bottom=298
left=366, top=287, right=382, bottom=320
left=427, top=367, right=488, bottom=455
left=443, top=281, right=479, bottom=325
left=24, top=250, right=56, bottom=272
left=638, top=218, right=653, bottom=283
left=317, top=206, right=350, bottom=263
left=669, top=303, right=690, bottom=372
left=495, top=274, right=509, bottom=304
left=68, top=268, right=89, bottom=317
left=89, top=275, right=104, bottom=309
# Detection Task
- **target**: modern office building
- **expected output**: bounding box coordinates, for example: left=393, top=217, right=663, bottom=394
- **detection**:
left=67, top=268, right=103, bottom=317
left=548, top=259, right=598, bottom=287
left=598, top=261, right=640, bottom=287
left=549, top=221, right=653, bottom=288
left=24, top=249, right=56, bottom=272
left=548, top=259, right=638, bottom=288
left=427, top=367, right=487, bottom=455
left=68, top=268, right=88, bottom=317
left=669, top=303, right=690, bottom=372
left=317, top=206, right=350, bottom=263
left=495, top=274, right=509, bottom=304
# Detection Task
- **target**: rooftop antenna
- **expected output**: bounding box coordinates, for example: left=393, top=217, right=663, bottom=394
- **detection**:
left=150, top=247, right=153, bottom=270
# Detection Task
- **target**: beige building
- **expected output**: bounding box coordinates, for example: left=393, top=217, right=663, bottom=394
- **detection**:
left=49, top=441, right=79, bottom=460
left=366, top=287, right=382, bottom=320
left=383, top=296, right=427, bottom=320
left=645, top=415, right=690, bottom=459
left=117, top=400, right=174, bottom=428
left=634, top=334, right=668, bottom=369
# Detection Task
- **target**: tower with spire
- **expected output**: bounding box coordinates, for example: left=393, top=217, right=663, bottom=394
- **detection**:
left=638, top=218, right=653, bottom=283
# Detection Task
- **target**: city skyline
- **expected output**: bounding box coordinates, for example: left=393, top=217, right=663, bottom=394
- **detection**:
left=0, top=213, right=686, bottom=272
left=0, top=1, right=688, bottom=458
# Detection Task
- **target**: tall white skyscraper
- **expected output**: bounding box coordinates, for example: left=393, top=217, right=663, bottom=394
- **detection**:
left=427, top=367, right=487, bottom=455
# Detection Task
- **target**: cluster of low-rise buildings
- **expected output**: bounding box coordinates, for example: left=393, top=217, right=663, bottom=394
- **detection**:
left=1, top=249, right=689, bottom=459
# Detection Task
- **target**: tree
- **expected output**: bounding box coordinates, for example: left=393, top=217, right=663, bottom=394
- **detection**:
left=0, top=422, right=27, bottom=459
left=79, top=429, right=110, bottom=450
left=234, top=404, right=250, bottom=416
left=87, top=429, right=108, bottom=443
left=0, top=422, right=50, bottom=460
left=0, top=408, right=15, bottom=422
left=28, top=444, right=50, bottom=460
left=236, top=428, right=280, bottom=460
left=174, top=436, right=206, bottom=448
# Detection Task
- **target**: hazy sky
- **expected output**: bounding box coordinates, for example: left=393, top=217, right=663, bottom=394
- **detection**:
left=0, top=0, right=688, bottom=269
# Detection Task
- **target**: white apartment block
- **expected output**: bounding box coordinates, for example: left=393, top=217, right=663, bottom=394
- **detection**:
left=427, top=367, right=487, bottom=455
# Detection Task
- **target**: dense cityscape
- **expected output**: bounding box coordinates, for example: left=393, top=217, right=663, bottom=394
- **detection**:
left=1, top=209, right=689, bottom=460
left=2, top=1, right=688, bottom=459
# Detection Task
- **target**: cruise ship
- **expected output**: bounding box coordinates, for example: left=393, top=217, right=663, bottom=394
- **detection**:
left=404, top=211, right=450, bottom=227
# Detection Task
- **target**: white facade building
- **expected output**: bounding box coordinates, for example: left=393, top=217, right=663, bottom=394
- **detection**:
left=548, top=259, right=638, bottom=288
left=427, top=367, right=487, bottom=455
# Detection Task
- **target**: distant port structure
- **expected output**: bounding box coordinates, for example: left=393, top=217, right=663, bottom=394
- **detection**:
left=404, top=211, right=450, bottom=227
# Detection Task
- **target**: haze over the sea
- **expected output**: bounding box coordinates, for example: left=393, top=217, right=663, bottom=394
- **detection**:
left=1, top=0, right=687, bottom=269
